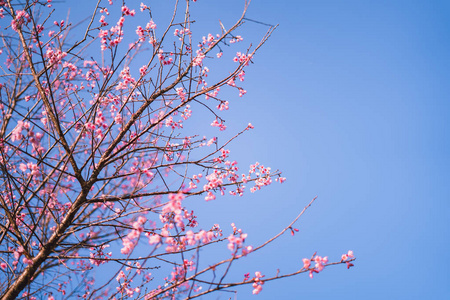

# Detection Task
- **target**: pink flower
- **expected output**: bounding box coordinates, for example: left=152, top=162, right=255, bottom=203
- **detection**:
left=252, top=284, right=263, bottom=295
left=252, top=272, right=265, bottom=294
left=192, top=50, right=205, bottom=66
left=206, top=137, right=216, bottom=146
left=205, top=191, right=215, bottom=201
left=11, top=121, right=27, bottom=142
left=11, top=10, right=30, bottom=32
left=276, top=177, right=286, bottom=183
left=146, top=20, right=156, bottom=30
left=22, top=257, right=33, bottom=265
left=217, top=101, right=229, bottom=111
left=314, top=255, right=328, bottom=272
left=302, top=258, right=311, bottom=269
left=114, top=114, right=123, bottom=124
left=148, top=234, right=161, bottom=245
left=309, top=269, right=318, bottom=278
left=19, top=163, right=27, bottom=172
left=227, top=78, right=236, bottom=87
left=211, top=119, right=226, bottom=131
left=341, top=250, right=354, bottom=261
left=121, top=5, right=135, bottom=16
left=176, top=87, right=187, bottom=101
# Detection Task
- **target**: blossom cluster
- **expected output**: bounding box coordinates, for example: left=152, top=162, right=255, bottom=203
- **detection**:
left=0, top=1, right=354, bottom=299
left=252, top=271, right=265, bottom=294
left=303, top=251, right=355, bottom=278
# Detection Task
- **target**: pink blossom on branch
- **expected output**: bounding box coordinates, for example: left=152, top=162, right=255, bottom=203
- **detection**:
left=0, top=1, right=354, bottom=299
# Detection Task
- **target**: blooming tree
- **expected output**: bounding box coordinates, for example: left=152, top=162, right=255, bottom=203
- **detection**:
left=0, top=0, right=355, bottom=299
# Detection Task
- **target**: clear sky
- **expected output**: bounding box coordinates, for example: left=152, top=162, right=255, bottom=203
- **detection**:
left=187, top=1, right=450, bottom=299
left=28, top=0, right=450, bottom=299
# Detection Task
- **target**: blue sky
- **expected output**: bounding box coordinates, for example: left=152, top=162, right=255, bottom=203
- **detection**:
left=188, top=1, right=450, bottom=299
left=30, top=0, right=450, bottom=298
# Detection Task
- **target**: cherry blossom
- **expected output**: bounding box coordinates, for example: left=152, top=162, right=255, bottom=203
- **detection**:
left=0, top=1, right=354, bottom=299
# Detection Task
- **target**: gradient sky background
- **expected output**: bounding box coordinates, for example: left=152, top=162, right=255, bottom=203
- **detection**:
left=40, top=0, right=450, bottom=299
